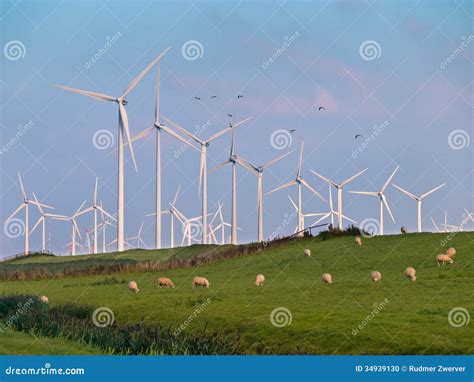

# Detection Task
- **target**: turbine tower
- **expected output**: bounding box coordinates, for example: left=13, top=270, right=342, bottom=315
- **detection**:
left=349, top=166, right=399, bottom=235
left=55, top=47, right=171, bottom=252
left=52, top=201, right=86, bottom=256
left=30, top=193, right=64, bottom=253
left=165, top=116, right=252, bottom=245
left=310, top=168, right=368, bottom=230
left=393, top=183, right=446, bottom=233
left=231, top=150, right=294, bottom=242
left=266, top=142, right=326, bottom=237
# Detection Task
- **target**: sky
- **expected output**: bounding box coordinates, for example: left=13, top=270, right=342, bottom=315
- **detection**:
left=0, top=0, right=472, bottom=257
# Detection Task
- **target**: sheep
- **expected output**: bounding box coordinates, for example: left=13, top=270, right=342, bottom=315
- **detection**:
left=322, top=273, right=332, bottom=284
left=39, top=295, right=49, bottom=304
left=255, top=274, right=265, bottom=286
left=404, top=267, right=416, bottom=281
left=304, top=248, right=311, bottom=257
left=446, top=247, right=456, bottom=258
left=371, top=271, right=382, bottom=282
left=157, top=277, right=175, bottom=288
left=355, top=236, right=362, bottom=246
left=437, top=254, right=453, bottom=266
left=401, top=226, right=408, bottom=234
left=128, top=280, right=139, bottom=293
left=192, top=276, right=210, bottom=288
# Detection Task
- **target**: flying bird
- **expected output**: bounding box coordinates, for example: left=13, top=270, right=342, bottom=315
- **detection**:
left=355, top=134, right=363, bottom=140
left=318, top=106, right=326, bottom=111
left=194, top=96, right=201, bottom=101
left=237, top=95, right=244, bottom=99
left=210, top=95, right=217, bottom=99
left=227, top=113, right=233, bottom=117
left=289, top=129, right=296, bottom=134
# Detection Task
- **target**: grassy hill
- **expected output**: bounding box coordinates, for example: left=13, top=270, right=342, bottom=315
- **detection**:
left=0, top=232, right=473, bottom=355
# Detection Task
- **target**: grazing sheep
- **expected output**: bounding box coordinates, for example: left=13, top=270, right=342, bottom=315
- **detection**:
left=255, top=274, right=265, bottom=286
left=371, top=271, right=382, bottom=282
left=192, top=276, right=210, bottom=288
left=128, top=280, right=139, bottom=293
left=39, top=295, right=49, bottom=304
left=304, top=248, right=311, bottom=257
left=157, top=277, right=175, bottom=288
left=404, top=267, right=416, bottom=281
left=436, top=254, right=453, bottom=266
left=401, top=226, right=408, bottom=234
left=446, top=247, right=456, bottom=258
left=321, top=273, right=332, bottom=284
left=355, top=236, right=362, bottom=246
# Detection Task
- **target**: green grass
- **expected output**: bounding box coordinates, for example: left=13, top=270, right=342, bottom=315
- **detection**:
left=1, top=232, right=473, bottom=355
left=0, top=330, right=102, bottom=355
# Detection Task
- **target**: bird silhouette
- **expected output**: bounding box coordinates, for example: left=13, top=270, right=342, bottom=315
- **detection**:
left=237, top=95, right=244, bottom=99
left=289, top=129, right=296, bottom=134
left=194, top=96, right=201, bottom=101
left=355, top=134, right=363, bottom=140
left=227, top=113, right=233, bottom=117
left=210, top=95, right=217, bottom=99
left=318, top=106, right=326, bottom=111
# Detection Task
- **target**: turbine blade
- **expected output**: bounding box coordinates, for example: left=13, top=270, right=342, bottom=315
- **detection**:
left=17, top=172, right=26, bottom=199
left=163, top=117, right=202, bottom=145
left=97, top=205, right=116, bottom=221
left=208, top=160, right=231, bottom=174
left=340, top=168, right=368, bottom=186
left=74, top=200, right=87, bottom=216
left=309, top=170, right=337, bottom=187
left=348, top=191, right=378, bottom=196
left=172, top=185, right=181, bottom=206
left=341, top=213, right=357, bottom=224
left=229, top=116, right=252, bottom=129
left=265, top=180, right=297, bottom=196
left=119, top=103, right=138, bottom=172
left=30, top=217, right=43, bottom=235
left=393, top=184, right=417, bottom=200
left=154, top=63, right=160, bottom=124
left=297, top=142, right=304, bottom=178
left=7, top=203, right=26, bottom=221
left=260, top=150, right=294, bottom=170
left=431, top=217, right=441, bottom=232
left=310, top=212, right=331, bottom=226
left=206, top=126, right=233, bottom=143
left=420, top=183, right=446, bottom=199
left=381, top=194, right=396, bottom=223
left=300, top=178, right=326, bottom=202
left=121, top=46, right=172, bottom=98
left=32, top=192, right=44, bottom=215
left=75, top=206, right=93, bottom=218
left=94, top=177, right=98, bottom=206
left=73, top=220, right=82, bottom=240
left=381, top=165, right=399, bottom=192
left=53, top=85, right=115, bottom=102
left=160, top=124, right=199, bottom=151
left=235, top=156, right=258, bottom=175
left=287, top=195, right=298, bottom=211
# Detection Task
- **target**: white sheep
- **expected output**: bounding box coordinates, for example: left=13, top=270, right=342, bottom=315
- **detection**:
left=355, top=236, right=362, bottom=246
left=446, top=247, right=456, bottom=258
left=401, top=226, right=408, bottom=234
left=255, top=274, right=265, bottom=286
left=128, top=280, right=139, bottom=293
left=304, top=248, right=311, bottom=257
left=39, top=295, right=49, bottom=304
left=404, top=267, right=416, bottom=281
left=371, top=271, right=382, bottom=282
left=157, top=277, right=175, bottom=288
left=322, top=273, right=332, bottom=284
left=192, top=276, right=210, bottom=288
left=436, top=254, right=453, bottom=266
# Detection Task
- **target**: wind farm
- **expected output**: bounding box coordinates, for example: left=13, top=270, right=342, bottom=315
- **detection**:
left=1, top=0, right=472, bottom=362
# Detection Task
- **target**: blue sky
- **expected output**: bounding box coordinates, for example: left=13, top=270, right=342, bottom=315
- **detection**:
left=1, top=0, right=472, bottom=256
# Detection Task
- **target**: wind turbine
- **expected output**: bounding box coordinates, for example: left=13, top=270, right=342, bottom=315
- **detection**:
left=126, top=223, right=147, bottom=249
left=287, top=195, right=326, bottom=232
left=266, top=142, right=326, bottom=237
left=52, top=201, right=86, bottom=256
left=98, top=201, right=116, bottom=253
left=127, top=56, right=199, bottom=250
left=6, top=173, right=48, bottom=255
left=54, top=47, right=171, bottom=252
left=163, top=116, right=252, bottom=245
left=30, top=193, right=64, bottom=253
left=230, top=150, right=294, bottom=242
left=392, top=183, right=446, bottom=233
left=310, top=167, right=368, bottom=231
left=348, top=166, right=399, bottom=235
left=312, top=185, right=357, bottom=227
left=76, top=178, right=116, bottom=254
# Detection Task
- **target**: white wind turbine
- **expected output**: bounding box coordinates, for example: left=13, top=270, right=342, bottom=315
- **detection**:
left=392, top=183, right=446, bottom=233
left=348, top=166, right=399, bottom=235
left=164, top=116, right=252, bottom=245
left=7, top=173, right=48, bottom=255
left=287, top=196, right=326, bottom=232
left=266, top=142, right=326, bottom=237
left=312, top=185, right=357, bottom=227
left=76, top=178, right=116, bottom=254
left=55, top=47, right=171, bottom=252
left=209, top=202, right=235, bottom=244
left=126, top=223, right=147, bottom=249
left=230, top=150, right=294, bottom=242
left=52, top=201, right=86, bottom=256
left=310, top=167, right=368, bottom=231
left=98, top=201, right=116, bottom=253
left=30, top=193, right=64, bottom=253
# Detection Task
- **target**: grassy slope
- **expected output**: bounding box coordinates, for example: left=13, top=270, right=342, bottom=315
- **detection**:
left=0, top=232, right=473, bottom=355
left=0, top=331, right=102, bottom=355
